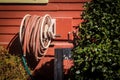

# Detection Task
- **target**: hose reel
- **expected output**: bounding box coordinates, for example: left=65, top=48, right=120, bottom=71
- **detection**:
left=19, top=14, right=56, bottom=60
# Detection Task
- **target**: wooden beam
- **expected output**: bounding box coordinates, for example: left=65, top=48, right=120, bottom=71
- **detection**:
left=0, top=0, right=48, bottom=4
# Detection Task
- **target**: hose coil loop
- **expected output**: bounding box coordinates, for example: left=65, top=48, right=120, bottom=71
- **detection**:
left=19, top=14, right=55, bottom=60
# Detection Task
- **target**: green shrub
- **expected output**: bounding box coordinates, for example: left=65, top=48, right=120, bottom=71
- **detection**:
left=0, top=46, right=28, bottom=80
left=71, top=0, right=120, bottom=80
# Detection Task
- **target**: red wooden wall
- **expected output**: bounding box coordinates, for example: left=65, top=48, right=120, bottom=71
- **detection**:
left=0, top=0, right=90, bottom=80
left=0, top=0, right=90, bottom=47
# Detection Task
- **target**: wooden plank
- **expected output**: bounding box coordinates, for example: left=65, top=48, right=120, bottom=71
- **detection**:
left=0, top=18, right=73, bottom=40
left=47, top=41, right=73, bottom=56
left=0, top=3, right=84, bottom=11
left=35, top=57, right=54, bottom=70
left=0, top=34, right=15, bottom=42
left=0, top=0, right=48, bottom=4
left=0, top=11, right=82, bottom=19
left=0, top=4, right=58, bottom=11
left=59, top=3, right=84, bottom=11
left=0, top=42, right=8, bottom=47
left=55, top=18, right=73, bottom=40
left=0, top=19, right=21, bottom=26
left=72, top=19, right=84, bottom=27
left=0, top=18, right=84, bottom=27
left=49, top=0, right=91, bottom=3
left=33, top=57, right=54, bottom=80
left=0, top=26, right=19, bottom=34
left=0, top=18, right=83, bottom=34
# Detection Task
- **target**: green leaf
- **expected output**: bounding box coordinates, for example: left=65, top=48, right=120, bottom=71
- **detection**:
left=71, top=0, right=120, bottom=79
left=91, top=67, right=95, bottom=72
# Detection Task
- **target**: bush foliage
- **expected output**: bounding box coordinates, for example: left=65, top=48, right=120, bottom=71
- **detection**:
left=71, top=0, right=120, bottom=80
left=0, top=46, right=28, bottom=80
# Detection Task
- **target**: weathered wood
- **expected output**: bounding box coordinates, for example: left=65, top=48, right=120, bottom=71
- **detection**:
left=0, top=26, right=19, bottom=34
left=0, top=0, right=48, bottom=4
left=0, top=3, right=84, bottom=11
left=0, top=11, right=82, bottom=19
left=0, top=0, right=90, bottom=47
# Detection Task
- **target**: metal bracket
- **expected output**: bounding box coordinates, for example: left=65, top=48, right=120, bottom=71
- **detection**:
left=62, top=48, right=72, bottom=60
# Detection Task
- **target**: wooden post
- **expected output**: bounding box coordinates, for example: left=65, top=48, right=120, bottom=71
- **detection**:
left=54, top=48, right=63, bottom=80
left=54, top=48, right=72, bottom=80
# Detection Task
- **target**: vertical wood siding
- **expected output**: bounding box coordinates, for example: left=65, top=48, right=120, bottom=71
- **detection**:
left=0, top=0, right=90, bottom=46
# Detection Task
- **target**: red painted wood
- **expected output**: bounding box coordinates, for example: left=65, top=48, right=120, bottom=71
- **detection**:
left=0, top=1, right=90, bottom=79
left=0, top=18, right=83, bottom=28
left=0, top=4, right=58, bottom=11
left=0, top=11, right=82, bottom=19
left=56, top=18, right=73, bottom=40
left=0, top=19, right=84, bottom=27
left=35, top=57, right=54, bottom=70
left=32, top=57, right=54, bottom=80
left=48, top=41, right=73, bottom=55
left=0, top=19, right=20, bottom=26
left=63, top=59, right=74, bottom=74
left=0, top=27, right=19, bottom=34
left=0, top=35, right=14, bottom=42
left=72, top=19, right=84, bottom=27
left=0, top=0, right=90, bottom=47
left=0, top=3, right=84, bottom=11
left=0, top=18, right=73, bottom=40
left=58, top=3, right=84, bottom=11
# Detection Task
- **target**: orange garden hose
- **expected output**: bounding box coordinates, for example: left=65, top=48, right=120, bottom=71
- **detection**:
left=19, top=14, right=74, bottom=79
left=19, top=14, right=56, bottom=80
left=19, top=14, right=56, bottom=60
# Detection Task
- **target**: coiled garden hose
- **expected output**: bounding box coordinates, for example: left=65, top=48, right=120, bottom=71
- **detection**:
left=21, top=56, right=32, bottom=77
left=19, top=14, right=55, bottom=60
left=19, top=14, right=56, bottom=79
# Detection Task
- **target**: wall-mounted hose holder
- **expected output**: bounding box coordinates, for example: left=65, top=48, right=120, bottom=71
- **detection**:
left=19, top=14, right=56, bottom=60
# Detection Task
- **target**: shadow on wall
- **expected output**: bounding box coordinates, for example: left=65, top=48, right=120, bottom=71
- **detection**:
left=7, top=33, right=54, bottom=80
left=7, top=33, right=38, bottom=70
left=31, top=59, right=54, bottom=80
